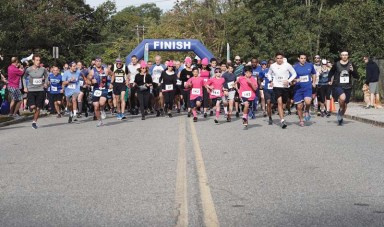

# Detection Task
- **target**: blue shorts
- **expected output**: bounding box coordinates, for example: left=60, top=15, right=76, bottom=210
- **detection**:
left=190, top=96, right=203, bottom=108
left=332, top=87, right=351, bottom=104
left=264, top=89, right=275, bottom=103
left=293, top=86, right=312, bottom=104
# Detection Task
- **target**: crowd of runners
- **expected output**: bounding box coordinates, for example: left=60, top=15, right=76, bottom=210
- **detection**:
left=4, top=50, right=360, bottom=129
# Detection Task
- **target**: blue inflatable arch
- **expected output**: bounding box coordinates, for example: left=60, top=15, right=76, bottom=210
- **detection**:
left=125, top=39, right=214, bottom=64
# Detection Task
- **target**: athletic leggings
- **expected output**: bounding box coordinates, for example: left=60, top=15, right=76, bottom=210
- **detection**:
left=182, top=90, right=190, bottom=109
left=137, top=91, right=150, bottom=117
left=163, top=91, right=175, bottom=110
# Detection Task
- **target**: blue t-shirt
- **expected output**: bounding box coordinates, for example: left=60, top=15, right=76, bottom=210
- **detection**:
left=259, top=68, right=273, bottom=90
left=48, top=73, right=63, bottom=94
left=293, top=62, right=316, bottom=89
left=62, top=70, right=81, bottom=96
left=222, top=72, right=236, bottom=89
left=251, top=66, right=262, bottom=78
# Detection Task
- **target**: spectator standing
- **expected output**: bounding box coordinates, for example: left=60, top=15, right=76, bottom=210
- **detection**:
left=7, top=57, right=25, bottom=118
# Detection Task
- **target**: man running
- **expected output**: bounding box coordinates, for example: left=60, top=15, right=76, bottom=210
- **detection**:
left=128, top=55, right=140, bottom=115
left=266, top=52, right=296, bottom=129
left=22, top=54, right=49, bottom=129
left=111, top=58, right=129, bottom=120
left=87, top=57, right=114, bottom=127
left=150, top=55, right=166, bottom=116
left=293, top=53, right=317, bottom=127
left=62, top=62, right=81, bottom=123
left=329, top=51, right=359, bottom=125
left=47, top=66, right=64, bottom=118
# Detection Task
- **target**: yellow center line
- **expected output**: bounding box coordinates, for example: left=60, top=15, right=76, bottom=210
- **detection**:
left=189, top=120, right=220, bottom=227
left=175, top=117, right=188, bottom=227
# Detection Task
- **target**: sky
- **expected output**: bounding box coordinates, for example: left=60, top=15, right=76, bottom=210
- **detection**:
left=86, top=0, right=175, bottom=12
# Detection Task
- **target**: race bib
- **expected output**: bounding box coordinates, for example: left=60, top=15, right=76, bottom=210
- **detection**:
left=93, top=90, right=102, bottom=97
left=340, top=76, right=349, bottom=84
left=115, top=77, right=124, bottom=83
left=68, top=83, right=76, bottom=89
left=300, top=75, right=309, bottom=83
left=79, top=81, right=84, bottom=86
left=165, top=84, right=173, bottom=91
left=32, top=78, right=42, bottom=85
left=191, top=88, right=201, bottom=95
left=211, top=89, right=221, bottom=96
left=227, top=81, right=234, bottom=89
left=176, top=80, right=182, bottom=85
left=277, top=76, right=283, bottom=80
left=51, top=86, right=57, bottom=92
left=267, top=83, right=273, bottom=90
left=242, top=91, right=252, bottom=98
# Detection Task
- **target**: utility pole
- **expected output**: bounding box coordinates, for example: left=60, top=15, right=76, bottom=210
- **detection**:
left=135, top=25, right=146, bottom=44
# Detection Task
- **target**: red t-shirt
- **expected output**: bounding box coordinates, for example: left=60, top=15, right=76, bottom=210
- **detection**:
left=238, top=76, right=258, bottom=101
left=206, top=77, right=225, bottom=99
left=186, top=77, right=205, bottom=100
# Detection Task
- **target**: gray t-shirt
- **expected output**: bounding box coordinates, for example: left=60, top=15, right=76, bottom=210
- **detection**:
left=23, top=66, right=49, bottom=92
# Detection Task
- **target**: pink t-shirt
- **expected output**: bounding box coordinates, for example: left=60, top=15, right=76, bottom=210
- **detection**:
left=206, top=77, right=225, bottom=99
left=187, top=77, right=205, bottom=100
left=7, top=64, right=24, bottom=88
left=238, top=76, right=258, bottom=101
left=200, top=69, right=210, bottom=84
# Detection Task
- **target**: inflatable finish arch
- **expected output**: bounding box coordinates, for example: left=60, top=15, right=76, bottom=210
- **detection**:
left=125, top=39, right=214, bottom=64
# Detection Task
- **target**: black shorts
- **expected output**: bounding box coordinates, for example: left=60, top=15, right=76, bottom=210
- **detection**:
left=241, top=97, right=254, bottom=108
left=264, top=89, right=275, bottom=103
left=152, top=83, right=161, bottom=97
left=332, top=86, right=352, bottom=104
left=288, top=86, right=295, bottom=99
left=317, top=85, right=331, bottom=103
left=27, top=91, right=46, bottom=109
left=51, top=93, right=63, bottom=102
left=273, top=87, right=289, bottom=104
left=113, top=84, right=127, bottom=95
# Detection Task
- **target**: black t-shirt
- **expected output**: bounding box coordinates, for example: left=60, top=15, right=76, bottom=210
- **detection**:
left=134, top=73, right=152, bottom=92
left=180, top=68, right=193, bottom=89
left=159, top=71, right=177, bottom=91
left=329, top=61, right=358, bottom=89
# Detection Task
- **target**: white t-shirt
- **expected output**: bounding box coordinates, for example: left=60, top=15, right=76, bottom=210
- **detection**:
left=128, top=63, right=140, bottom=83
left=266, top=62, right=297, bottom=88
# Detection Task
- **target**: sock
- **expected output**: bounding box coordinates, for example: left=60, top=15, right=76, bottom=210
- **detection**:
left=224, top=108, right=228, bottom=114
left=70, top=111, right=73, bottom=117
left=192, top=109, right=197, bottom=117
left=243, top=113, right=247, bottom=119
left=74, top=110, right=77, bottom=116
left=216, top=110, right=220, bottom=118
left=281, top=119, right=285, bottom=123
left=78, top=102, right=83, bottom=113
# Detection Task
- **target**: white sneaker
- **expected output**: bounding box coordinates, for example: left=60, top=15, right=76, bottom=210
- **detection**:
left=101, top=111, right=106, bottom=120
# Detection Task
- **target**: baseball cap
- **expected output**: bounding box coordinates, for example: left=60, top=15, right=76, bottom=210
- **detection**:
left=261, top=61, right=267, bottom=65
left=115, top=58, right=122, bottom=63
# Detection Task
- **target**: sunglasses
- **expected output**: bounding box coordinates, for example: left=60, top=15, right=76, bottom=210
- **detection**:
left=141, top=67, right=146, bottom=69
left=235, top=59, right=240, bottom=61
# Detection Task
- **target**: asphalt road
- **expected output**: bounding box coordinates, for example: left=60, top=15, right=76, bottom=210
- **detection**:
left=1, top=111, right=384, bottom=226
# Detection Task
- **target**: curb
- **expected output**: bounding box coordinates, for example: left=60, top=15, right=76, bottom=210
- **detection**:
left=0, top=113, right=49, bottom=128
left=343, top=114, right=384, bottom=128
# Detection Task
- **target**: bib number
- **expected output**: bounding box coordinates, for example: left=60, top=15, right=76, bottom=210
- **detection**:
left=51, top=86, right=58, bottom=92
left=242, top=91, right=252, bottom=98
left=153, top=75, right=160, bottom=84
left=299, top=75, right=309, bottom=83
left=165, top=84, right=173, bottom=91
left=79, top=81, right=84, bottom=86
left=227, top=81, right=234, bottom=89
left=340, top=76, right=349, bottom=84
left=93, top=90, right=102, bottom=97
left=211, top=89, right=221, bottom=96
left=191, top=88, right=201, bottom=95
left=115, top=77, right=124, bottom=83
left=176, top=80, right=182, bottom=85
left=68, top=83, right=76, bottom=89
left=33, top=78, right=42, bottom=85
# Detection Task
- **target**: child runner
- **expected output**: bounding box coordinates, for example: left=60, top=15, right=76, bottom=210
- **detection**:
left=186, top=67, right=205, bottom=122
left=236, top=66, right=258, bottom=127
left=206, top=68, right=225, bottom=124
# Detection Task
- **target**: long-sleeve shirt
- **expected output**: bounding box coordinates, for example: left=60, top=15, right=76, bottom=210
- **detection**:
left=7, top=64, right=24, bottom=88
left=266, top=62, right=296, bottom=88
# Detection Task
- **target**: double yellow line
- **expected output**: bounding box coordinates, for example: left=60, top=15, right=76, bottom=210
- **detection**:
left=175, top=118, right=219, bottom=227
